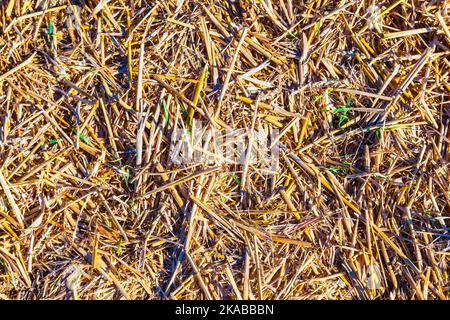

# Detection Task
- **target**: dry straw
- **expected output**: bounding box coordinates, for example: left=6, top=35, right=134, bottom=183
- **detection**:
left=0, top=0, right=449, bottom=300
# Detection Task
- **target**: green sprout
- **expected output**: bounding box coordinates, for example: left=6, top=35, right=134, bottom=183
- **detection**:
left=424, top=211, right=432, bottom=219
left=327, top=164, right=350, bottom=175
left=162, top=101, right=169, bottom=126
left=115, top=238, right=124, bottom=255
left=334, top=95, right=352, bottom=127
left=180, top=103, right=188, bottom=120
left=232, top=175, right=241, bottom=186
left=327, top=167, right=340, bottom=174
left=47, top=20, right=56, bottom=50
left=311, top=88, right=332, bottom=104
left=121, top=168, right=130, bottom=188
left=48, top=138, right=61, bottom=145
left=311, top=93, right=324, bottom=104
left=332, top=107, right=349, bottom=113
left=315, top=20, right=323, bottom=37
left=79, top=133, right=92, bottom=145
left=338, top=114, right=348, bottom=127
left=345, top=94, right=352, bottom=108
left=375, top=128, right=381, bottom=139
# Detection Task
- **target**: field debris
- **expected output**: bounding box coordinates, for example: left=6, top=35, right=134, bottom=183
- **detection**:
left=0, top=0, right=449, bottom=300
